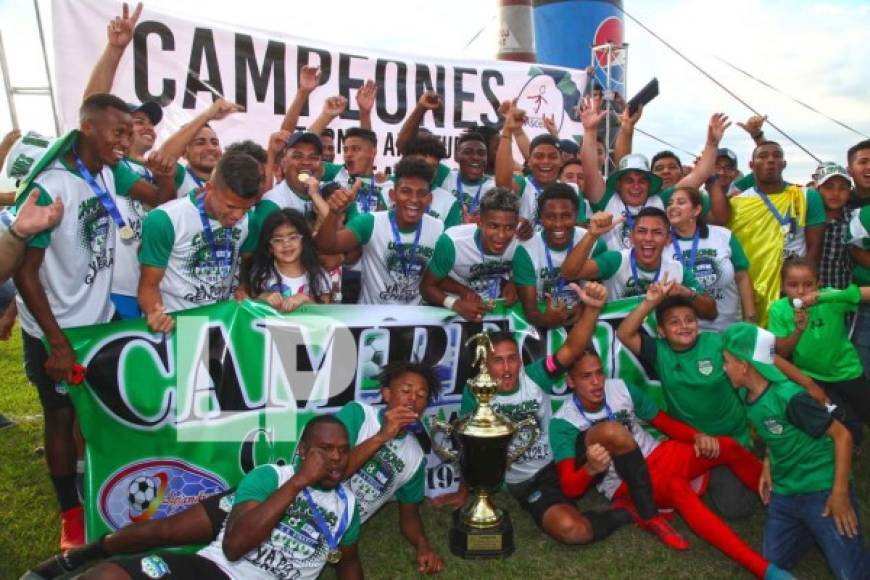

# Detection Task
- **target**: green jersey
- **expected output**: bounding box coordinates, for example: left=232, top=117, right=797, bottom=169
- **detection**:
left=767, top=289, right=863, bottom=382
left=741, top=381, right=835, bottom=495
left=846, top=204, right=870, bottom=285
left=639, top=333, right=750, bottom=447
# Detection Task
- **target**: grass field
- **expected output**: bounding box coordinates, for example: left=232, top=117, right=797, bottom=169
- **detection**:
left=1, top=326, right=867, bottom=579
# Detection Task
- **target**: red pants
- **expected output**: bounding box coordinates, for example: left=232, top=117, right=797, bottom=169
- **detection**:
left=613, top=437, right=767, bottom=578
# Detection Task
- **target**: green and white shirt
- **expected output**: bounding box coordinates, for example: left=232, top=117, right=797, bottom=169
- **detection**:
left=257, top=180, right=317, bottom=225
left=513, top=174, right=548, bottom=223
left=590, top=188, right=666, bottom=251
left=593, top=248, right=704, bottom=301
left=345, top=211, right=444, bottom=305
left=336, top=401, right=426, bottom=522
left=382, top=182, right=461, bottom=228
left=662, top=225, right=750, bottom=332
left=459, top=358, right=559, bottom=485
left=138, top=192, right=258, bottom=312
left=427, top=224, right=518, bottom=301
left=741, top=381, right=835, bottom=495
left=549, top=379, right=661, bottom=499
left=513, top=227, right=607, bottom=307
left=444, top=168, right=496, bottom=218
left=846, top=204, right=870, bottom=285
left=17, top=154, right=140, bottom=337
left=178, top=165, right=207, bottom=198
left=329, top=166, right=388, bottom=218
left=198, top=464, right=360, bottom=580
left=638, top=332, right=751, bottom=447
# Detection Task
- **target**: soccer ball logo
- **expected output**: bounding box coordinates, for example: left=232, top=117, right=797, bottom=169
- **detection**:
left=128, top=476, right=158, bottom=513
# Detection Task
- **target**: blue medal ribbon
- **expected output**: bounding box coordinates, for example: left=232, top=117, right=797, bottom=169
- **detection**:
left=388, top=211, right=422, bottom=278
left=670, top=228, right=700, bottom=272
left=187, top=166, right=205, bottom=188
left=124, top=158, right=154, bottom=184
left=378, top=408, right=423, bottom=435
left=629, top=248, right=661, bottom=290
left=543, top=230, right=575, bottom=297
left=757, top=190, right=792, bottom=231
left=456, top=173, right=484, bottom=215
left=573, top=394, right=615, bottom=425
left=475, top=231, right=502, bottom=300
left=302, top=486, right=349, bottom=557
left=353, top=176, right=379, bottom=213
left=72, top=146, right=128, bottom=232
left=195, top=195, right=232, bottom=279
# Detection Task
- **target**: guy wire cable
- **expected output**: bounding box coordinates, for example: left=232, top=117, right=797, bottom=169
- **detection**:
left=614, top=4, right=822, bottom=164
left=635, top=128, right=697, bottom=159
left=712, top=55, right=869, bottom=139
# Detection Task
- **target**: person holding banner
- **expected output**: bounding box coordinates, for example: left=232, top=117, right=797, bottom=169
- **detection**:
left=421, top=187, right=520, bottom=321
left=444, top=131, right=498, bottom=224
left=138, top=150, right=261, bottom=333
left=76, top=416, right=363, bottom=580
left=13, top=92, right=179, bottom=549
left=335, top=361, right=445, bottom=574
left=513, top=183, right=607, bottom=328
left=314, top=157, right=444, bottom=305
left=560, top=208, right=716, bottom=319
left=434, top=282, right=635, bottom=546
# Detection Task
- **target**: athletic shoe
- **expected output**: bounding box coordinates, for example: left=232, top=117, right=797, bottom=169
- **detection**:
left=0, top=414, right=13, bottom=430
left=611, top=495, right=675, bottom=523
left=59, top=506, right=85, bottom=550
left=639, top=515, right=690, bottom=551
left=764, top=564, right=796, bottom=579
left=18, top=552, right=77, bottom=579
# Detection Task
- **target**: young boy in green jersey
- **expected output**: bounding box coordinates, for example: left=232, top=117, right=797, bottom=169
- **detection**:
left=768, top=257, right=870, bottom=441
left=722, top=323, right=868, bottom=580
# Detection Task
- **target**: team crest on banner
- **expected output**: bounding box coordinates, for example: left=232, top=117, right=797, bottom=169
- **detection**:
left=697, top=359, right=713, bottom=376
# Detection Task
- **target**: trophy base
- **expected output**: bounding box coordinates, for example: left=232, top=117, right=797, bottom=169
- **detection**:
left=449, top=508, right=515, bottom=559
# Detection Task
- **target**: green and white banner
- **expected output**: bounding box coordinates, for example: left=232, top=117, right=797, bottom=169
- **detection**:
left=65, top=298, right=658, bottom=539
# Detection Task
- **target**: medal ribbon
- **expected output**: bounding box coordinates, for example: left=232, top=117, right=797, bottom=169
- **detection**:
left=72, top=146, right=128, bottom=232
left=476, top=231, right=503, bottom=300
left=389, top=211, right=422, bottom=278
left=195, top=195, right=232, bottom=279
left=629, top=248, right=661, bottom=289
left=757, top=190, right=792, bottom=229
left=573, top=394, right=615, bottom=424
left=456, top=173, right=484, bottom=214
left=670, top=228, right=700, bottom=272
left=187, top=166, right=205, bottom=188
left=543, top=230, right=575, bottom=296
left=303, top=486, right=349, bottom=556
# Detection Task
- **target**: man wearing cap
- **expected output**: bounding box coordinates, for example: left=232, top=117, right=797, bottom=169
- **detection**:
left=722, top=323, right=867, bottom=580
left=715, top=148, right=740, bottom=192
left=582, top=97, right=729, bottom=251
left=811, top=163, right=855, bottom=289
left=559, top=138, right=580, bottom=163
left=256, top=132, right=325, bottom=226
left=709, top=141, right=825, bottom=325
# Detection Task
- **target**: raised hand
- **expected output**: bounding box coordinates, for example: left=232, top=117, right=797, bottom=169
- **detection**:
left=322, top=95, right=348, bottom=118
left=379, top=406, right=419, bottom=440
left=207, top=98, right=245, bottom=121
left=586, top=211, right=624, bottom=237
left=356, top=80, right=378, bottom=114
left=327, top=181, right=359, bottom=215
left=620, top=102, right=642, bottom=129
left=573, top=281, right=607, bottom=309
left=578, top=95, right=606, bottom=131
left=12, top=189, right=63, bottom=238
left=298, top=65, right=322, bottom=93
left=107, top=2, right=142, bottom=49
left=737, top=114, right=766, bottom=137
left=418, top=91, right=443, bottom=111
left=543, top=113, right=558, bottom=137
left=707, top=113, right=731, bottom=146
left=502, top=102, right=527, bottom=135
left=268, top=130, right=291, bottom=156
left=1, top=128, right=21, bottom=150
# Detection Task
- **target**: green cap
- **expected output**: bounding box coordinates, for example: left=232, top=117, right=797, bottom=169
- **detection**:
left=722, top=323, right=787, bottom=383
left=605, top=153, right=663, bottom=195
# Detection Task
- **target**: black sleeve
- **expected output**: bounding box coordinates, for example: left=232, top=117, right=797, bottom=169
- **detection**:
left=638, top=333, right=658, bottom=367
left=785, top=392, right=833, bottom=438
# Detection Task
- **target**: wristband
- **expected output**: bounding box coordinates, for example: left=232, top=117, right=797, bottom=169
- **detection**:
left=442, top=296, right=458, bottom=310
left=7, top=223, right=30, bottom=242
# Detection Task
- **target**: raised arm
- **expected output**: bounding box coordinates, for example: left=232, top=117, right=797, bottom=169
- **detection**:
left=83, top=2, right=142, bottom=98
left=554, top=282, right=607, bottom=365
left=313, top=182, right=362, bottom=254
left=308, top=96, right=348, bottom=137
left=578, top=95, right=607, bottom=204
left=0, top=190, right=62, bottom=284
left=560, top=212, right=622, bottom=280
left=613, top=104, right=642, bottom=167
left=736, top=114, right=769, bottom=148
left=281, top=65, right=321, bottom=133
left=495, top=102, right=525, bottom=190
left=356, top=80, right=377, bottom=131
left=158, top=99, right=243, bottom=162
left=616, top=281, right=668, bottom=355
left=706, top=173, right=731, bottom=226
left=674, top=113, right=730, bottom=191
left=396, top=92, right=442, bottom=155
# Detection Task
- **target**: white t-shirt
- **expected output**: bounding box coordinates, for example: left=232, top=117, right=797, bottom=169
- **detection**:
left=346, top=211, right=444, bottom=305
left=261, top=269, right=330, bottom=298
left=111, top=159, right=151, bottom=297
left=258, top=180, right=316, bottom=224
left=382, top=182, right=460, bottom=226
left=138, top=192, right=257, bottom=312
left=594, top=248, right=699, bottom=301
left=444, top=168, right=497, bottom=217
left=16, top=155, right=140, bottom=337
left=178, top=165, right=206, bottom=198
left=597, top=193, right=665, bottom=252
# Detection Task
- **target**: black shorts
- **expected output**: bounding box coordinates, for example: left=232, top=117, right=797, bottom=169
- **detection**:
left=112, top=552, right=229, bottom=579
left=200, top=489, right=235, bottom=539
left=506, top=462, right=573, bottom=528
left=21, top=329, right=71, bottom=410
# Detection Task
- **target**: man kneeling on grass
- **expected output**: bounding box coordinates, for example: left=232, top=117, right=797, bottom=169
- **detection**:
left=25, top=366, right=447, bottom=579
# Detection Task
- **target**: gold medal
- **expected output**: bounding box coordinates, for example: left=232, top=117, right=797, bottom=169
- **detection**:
left=781, top=224, right=790, bottom=237
left=327, top=549, right=342, bottom=564
left=119, top=225, right=135, bottom=240
left=297, top=171, right=312, bottom=184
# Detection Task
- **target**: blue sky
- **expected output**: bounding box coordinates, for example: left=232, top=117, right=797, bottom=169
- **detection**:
left=0, top=0, right=867, bottom=184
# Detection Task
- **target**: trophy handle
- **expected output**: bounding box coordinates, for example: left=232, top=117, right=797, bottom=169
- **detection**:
left=506, top=416, right=540, bottom=464
left=429, top=418, right=460, bottom=464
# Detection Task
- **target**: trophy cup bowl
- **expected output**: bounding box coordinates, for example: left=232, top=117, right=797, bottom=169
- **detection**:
left=431, top=333, right=540, bottom=558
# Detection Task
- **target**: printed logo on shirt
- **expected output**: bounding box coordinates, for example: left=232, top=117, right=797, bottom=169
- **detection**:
left=380, top=243, right=434, bottom=303
left=351, top=443, right=405, bottom=519
left=538, top=266, right=579, bottom=308
left=78, top=197, right=114, bottom=285
left=140, top=555, right=170, bottom=579
left=763, top=418, right=784, bottom=435
left=697, top=360, right=713, bottom=376
left=691, top=255, right=721, bottom=289
left=468, top=260, right=512, bottom=299
left=492, top=400, right=549, bottom=464
left=183, top=229, right=243, bottom=305
left=122, top=197, right=147, bottom=243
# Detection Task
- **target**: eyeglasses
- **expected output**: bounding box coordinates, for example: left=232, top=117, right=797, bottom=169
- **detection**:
left=270, top=233, right=303, bottom=245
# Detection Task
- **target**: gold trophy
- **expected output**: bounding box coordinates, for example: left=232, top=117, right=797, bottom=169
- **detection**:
left=431, top=332, right=539, bottom=558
